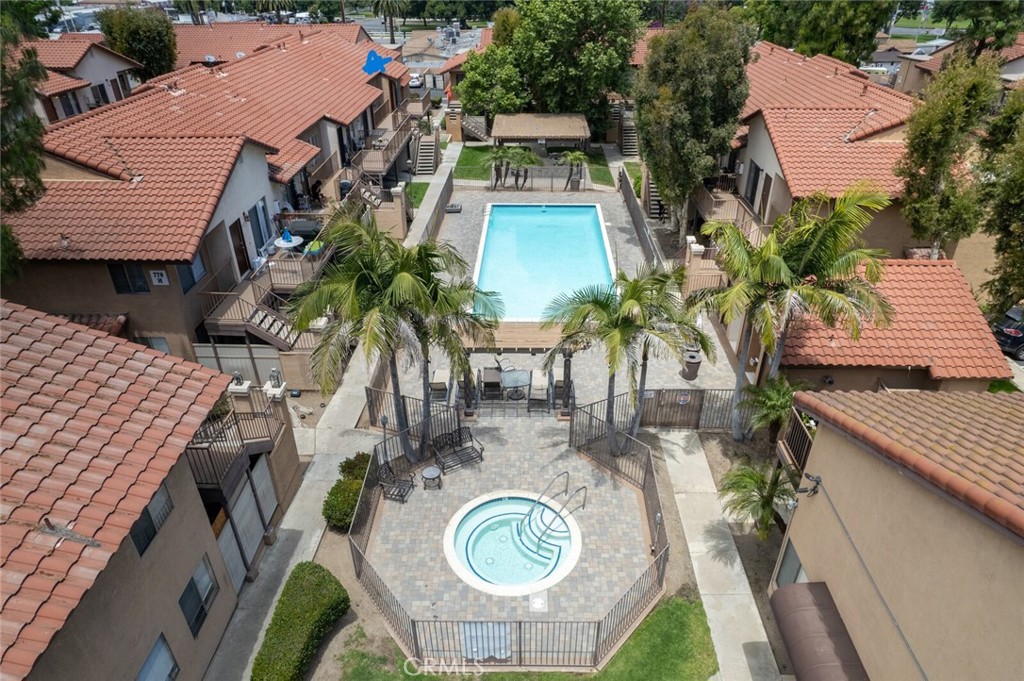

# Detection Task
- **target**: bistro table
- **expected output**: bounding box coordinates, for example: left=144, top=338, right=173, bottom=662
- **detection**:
left=422, top=465, right=443, bottom=490
left=274, top=235, right=304, bottom=256
left=500, top=369, right=531, bottom=401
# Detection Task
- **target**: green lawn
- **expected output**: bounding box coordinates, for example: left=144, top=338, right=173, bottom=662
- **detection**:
left=339, top=597, right=718, bottom=680
left=453, top=145, right=494, bottom=181
left=585, top=148, right=614, bottom=187
left=623, top=161, right=642, bottom=185
left=440, top=138, right=449, bottom=150
left=406, top=182, right=429, bottom=209
left=893, top=16, right=968, bottom=30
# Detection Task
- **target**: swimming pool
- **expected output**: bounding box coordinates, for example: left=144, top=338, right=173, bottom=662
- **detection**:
left=473, top=204, right=615, bottom=321
left=443, top=491, right=582, bottom=597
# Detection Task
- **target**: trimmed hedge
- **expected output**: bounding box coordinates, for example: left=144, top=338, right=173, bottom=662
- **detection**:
left=251, top=562, right=349, bottom=681
left=323, top=452, right=371, bottom=532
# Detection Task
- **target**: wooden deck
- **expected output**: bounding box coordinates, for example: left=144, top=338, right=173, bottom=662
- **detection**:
left=465, top=322, right=563, bottom=353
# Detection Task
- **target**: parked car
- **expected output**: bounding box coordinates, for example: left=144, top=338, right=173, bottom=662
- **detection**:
left=992, top=307, right=1024, bottom=360
left=409, top=73, right=423, bottom=88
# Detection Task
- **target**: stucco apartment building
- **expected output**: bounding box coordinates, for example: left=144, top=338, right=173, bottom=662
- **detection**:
left=24, top=37, right=141, bottom=124
left=769, top=390, right=1024, bottom=681
left=778, top=259, right=1012, bottom=391
left=3, top=31, right=427, bottom=389
left=0, top=302, right=302, bottom=681
left=895, top=31, right=1024, bottom=97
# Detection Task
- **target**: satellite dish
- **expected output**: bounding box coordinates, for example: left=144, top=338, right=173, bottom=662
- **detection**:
left=203, top=54, right=216, bottom=64
left=235, top=51, right=246, bottom=59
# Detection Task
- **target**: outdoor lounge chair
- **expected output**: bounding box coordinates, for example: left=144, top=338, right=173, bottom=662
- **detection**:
left=480, top=367, right=503, bottom=401
left=432, top=426, right=484, bottom=473
left=527, top=370, right=552, bottom=413
left=378, top=461, right=414, bottom=502
left=429, top=369, right=451, bottom=404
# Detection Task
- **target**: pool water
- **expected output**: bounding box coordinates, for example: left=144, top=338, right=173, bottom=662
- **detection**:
left=452, top=496, right=573, bottom=587
left=474, top=205, right=614, bottom=320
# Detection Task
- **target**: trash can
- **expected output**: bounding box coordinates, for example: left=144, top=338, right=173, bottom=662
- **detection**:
left=339, top=179, right=353, bottom=197
left=681, top=352, right=702, bottom=381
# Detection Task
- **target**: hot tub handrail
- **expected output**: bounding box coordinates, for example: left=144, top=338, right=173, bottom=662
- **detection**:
left=519, top=471, right=569, bottom=534
left=536, top=485, right=587, bottom=548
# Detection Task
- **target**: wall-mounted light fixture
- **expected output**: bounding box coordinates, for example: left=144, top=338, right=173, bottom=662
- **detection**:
left=796, top=473, right=822, bottom=496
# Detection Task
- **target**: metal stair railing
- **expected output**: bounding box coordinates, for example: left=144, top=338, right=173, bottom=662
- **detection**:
left=518, top=471, right=569, bottom=535
left=535, top=485, right=587, bottom=549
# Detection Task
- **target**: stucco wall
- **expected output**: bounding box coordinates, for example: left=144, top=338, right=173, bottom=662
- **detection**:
left=782, top=366, right=934, bottom=392
left=28, top=459, right=238, bottom=681
left=735, top=114, right=787, bottom=216
left=776, top=426, right=1024, bottom=681
left=206, top=143, right=277, bottom=276
left=70, top=47, right=137, bottom=103
left=945, top=230, right=997, bottom=299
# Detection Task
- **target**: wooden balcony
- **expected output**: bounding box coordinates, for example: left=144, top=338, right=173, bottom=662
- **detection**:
left=353, top=109, right=415, bottom=177
left=694, top=177, right=767, bottom=247
left=403, top=90, right=431, bottom=117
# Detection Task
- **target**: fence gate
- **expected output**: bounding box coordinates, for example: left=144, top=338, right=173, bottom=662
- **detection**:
left=638, top=389, right=704, bottom=429
left=251, top=455, right=278, bottom=521
left=217, top=522, right=247, bottom=593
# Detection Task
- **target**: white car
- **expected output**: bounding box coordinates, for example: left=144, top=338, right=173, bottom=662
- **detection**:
left=409, top=73, right=423, bottom=88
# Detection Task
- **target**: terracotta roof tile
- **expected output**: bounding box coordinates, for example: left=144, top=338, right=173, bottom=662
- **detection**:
left=0, top=302, right=230, bottom=681
left=783, top=260, right=1012, bottom=380
left=439, top=27, right=494, bottom=74
left=916, top=32, right=1024, bottom=73
left=57, top=33, right=105, bottom=44
left=630, top=26, right=670, bottom=66
left=794, top=390, right=1024, bottom=539
left=172, top=21, right=367, bottom=69
left=22, top=39, right=141, bottom=71
left=36, top=69, right=90, bottom=97
left=56, top=313, right=127, bottom=337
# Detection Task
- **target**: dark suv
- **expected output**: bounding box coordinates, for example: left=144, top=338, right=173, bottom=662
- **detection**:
left=992, top=307, right=1024, bottom=361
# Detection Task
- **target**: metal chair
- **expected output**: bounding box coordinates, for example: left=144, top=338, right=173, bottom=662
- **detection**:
left=378, top=461, right=414, bottom=502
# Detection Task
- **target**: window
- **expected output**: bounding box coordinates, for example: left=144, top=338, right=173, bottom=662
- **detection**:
left=132, top=337, right=171, bottom=355
left=179, top=555, right=219, bottom=637
left=176, top=253, right=207, bottom=294
left=109, top=263, right=150, bottom=294
left=129, top=483, right=173, bottom=555
left=137, top=635, right=178, bottom=681
left=118, top=72, right=132, bottom=99
left=58, top=92, right=81, bottom=118
left=776, top=540, right=806, bottom=587
left=90, top=83, right=110, bottom=106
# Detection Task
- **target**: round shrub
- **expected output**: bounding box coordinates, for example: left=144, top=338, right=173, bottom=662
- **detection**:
left=338, top=451, right=370, bottom=481
left=251, top=562, right=349, bottom=681
left=322, top=477, right=363, bottom=531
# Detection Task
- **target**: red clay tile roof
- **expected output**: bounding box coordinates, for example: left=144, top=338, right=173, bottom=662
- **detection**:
left=23, top=39, right=140, bottom=71
left=36, top=69, right=90, bottom=97
left=172, top=21, right=368, bottom=69
left=57, top=312, right=128, bottom=337
left=44, top=32, right=405, bottom=184
left=57, top=33, right=105, bottom=44
left=7, top=135, right=254, bottom=262
left=439, top=27, right=495, bottom=74
left=0, top=301, right=230, bottom=681
left=917, top=32, right=1024, bottom=73
left=742, top=43, right=915, bottom=196
left=782, top=260, right=1012, bottom=380
left=794, top=390, right=1024, bottom=539
left=630, top=27, right=669, bottom=66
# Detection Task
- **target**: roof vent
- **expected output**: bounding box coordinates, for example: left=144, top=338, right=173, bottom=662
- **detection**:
left=39, top=519, right=101, bottom=548
left=862, top=83, right=868, bottom=95
left=235, top=50, right=246, bottom=59
left=203, top=54, right=216, bottom=64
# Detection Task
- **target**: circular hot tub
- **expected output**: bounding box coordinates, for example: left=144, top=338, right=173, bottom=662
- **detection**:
left=443, top=491, right=582, bottom=597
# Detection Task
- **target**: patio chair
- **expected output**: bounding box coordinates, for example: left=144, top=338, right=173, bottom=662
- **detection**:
left=480, top=367, right=503, bottom=401
left=527, top=370, right=552, bottom=413
left=429, top=369, right=451, bottom=404
left=378, top=461, right=414, bottom=502
left=432, top=427, right=484, bottom=473
left=495, top=356, right=515, bottom=372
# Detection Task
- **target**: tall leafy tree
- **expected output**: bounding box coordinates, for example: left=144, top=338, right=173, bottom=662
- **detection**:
left=491, top=6, right=520, bottom=46
left=895, top=53, right=1001, bottom=259
left=633, top=5, right=753, bottom=233
left=511, top=0, right=642, bottom=131
left=750, top=0, right=897, bottom=63
left=98, top=6, right=177, bottom=81
left=693, top=184, right=893, bottom=440
left=932, top=0, right=1024, bottom=59
left=456, top=47, right=528, bottom=119
left=980, top=90, right=1024, bottom=314
left=1, top=0, right=52, bottom=284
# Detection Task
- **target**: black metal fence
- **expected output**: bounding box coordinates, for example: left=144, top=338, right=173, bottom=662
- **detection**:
left=575, top=388, right=752, bottom=437
left=619, top=167, right=663, bottom=267
left=346, top=396, right=672, bottom=669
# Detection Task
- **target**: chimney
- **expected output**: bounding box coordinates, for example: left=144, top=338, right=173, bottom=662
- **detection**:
left=862, top=83, right=868, bottom=95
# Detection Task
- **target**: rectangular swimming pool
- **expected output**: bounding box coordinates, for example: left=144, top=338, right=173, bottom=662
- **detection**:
left=473, top=204, right=615, bottom=321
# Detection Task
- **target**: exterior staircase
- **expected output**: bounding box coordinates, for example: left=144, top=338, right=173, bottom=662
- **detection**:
left=620, top=121, right=638, bottom=156
left=461, top=114, right=489, bottom=141
left=415, top=132, right=437, bottom=175
left=647, top=176, right=664, bottom=220
left=246, top=304, right=300, bottom=350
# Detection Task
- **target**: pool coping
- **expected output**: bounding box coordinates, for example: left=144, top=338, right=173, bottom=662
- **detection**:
left=442, top=489, right=584, bottom=598
left=472, top=203, right=616, bottom=323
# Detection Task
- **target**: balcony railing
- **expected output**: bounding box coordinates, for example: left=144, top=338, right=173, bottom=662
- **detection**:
left=355, top=111, right=414, bottom=176
left=777, top=408, right=814, bottom=471
left=694, top=181, right=767, bottom=247
left=185, top=395, right=283, bottom=493
left=403, top=90, right=431, bottom=117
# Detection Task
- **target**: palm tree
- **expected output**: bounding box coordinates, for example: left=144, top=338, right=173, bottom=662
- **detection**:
left=507, top=147, right=541, bottom=190
left=739, top=376, right=807, bottom=445
left=371, top=0, right=407, bottom=44
left=256, top=0, right=295, bottom=24
left=486, top=145, right=512, bottom=190
left=719, top=462, right=795, bottom=540
left=561, top=150, right=588, bottom=190
left=616, top=264, right=715, bottom=437
left=289, top=213, right=422, bottom=460
left=399, top=241, right=503, bottom=454
left=692, top=183, right=894, bottom=440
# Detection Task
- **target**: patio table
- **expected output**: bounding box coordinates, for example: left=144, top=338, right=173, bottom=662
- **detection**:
left=422, top=465, right=442, bottom=490
left=500, top=370, right=531, bottom=401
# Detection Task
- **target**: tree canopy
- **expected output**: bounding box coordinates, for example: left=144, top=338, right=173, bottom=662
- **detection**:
left=895, top=53, right=1002, bottom=258
left=491, top=6, right=520, bottom=46
left=633, top=5, right=753, bottom=226
left=747, top=0, right=897, bottom=64
left=98, top=6, right=177, bottom=81
left=455, top=46, right=528, bottom=118
left=932, top=0, right=1024, bottom=58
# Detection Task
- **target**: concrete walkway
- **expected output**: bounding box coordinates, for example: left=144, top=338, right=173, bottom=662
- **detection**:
left=659, top=430, right=781, bottom=681
left=405, top=140, right=463, bottom=245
